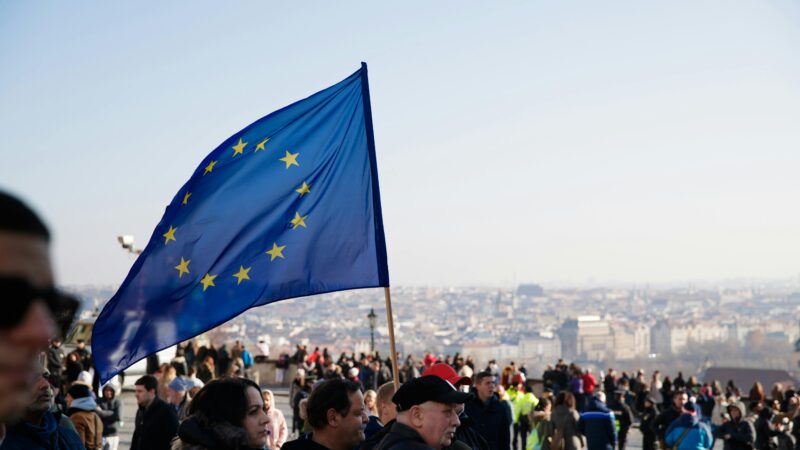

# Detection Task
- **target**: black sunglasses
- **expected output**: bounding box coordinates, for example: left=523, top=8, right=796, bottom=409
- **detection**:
left=0, top=276, right=79, bottom=339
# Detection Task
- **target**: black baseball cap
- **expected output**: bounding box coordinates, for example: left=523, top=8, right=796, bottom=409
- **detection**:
left=392, top=375, right=472, bottom=411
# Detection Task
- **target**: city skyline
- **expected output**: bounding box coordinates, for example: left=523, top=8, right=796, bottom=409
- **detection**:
left=2, top=1, right=799, bottom=286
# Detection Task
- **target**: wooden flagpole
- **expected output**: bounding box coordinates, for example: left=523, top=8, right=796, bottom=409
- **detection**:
left=383, top=287, right=400, bottom=390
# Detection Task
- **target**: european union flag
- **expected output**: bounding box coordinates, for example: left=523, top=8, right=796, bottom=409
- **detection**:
left=93, top=63, right=389, bottom=383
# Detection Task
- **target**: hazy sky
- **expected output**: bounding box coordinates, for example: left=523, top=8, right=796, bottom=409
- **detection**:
left=1, top=1, right=798, bottom=287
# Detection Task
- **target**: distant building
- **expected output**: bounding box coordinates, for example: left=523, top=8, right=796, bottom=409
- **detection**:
left=611, top=324, right=650, bottom=360
left=517, top=284, right=545, bottom=297
left=557, top=316, right=613, bottom=361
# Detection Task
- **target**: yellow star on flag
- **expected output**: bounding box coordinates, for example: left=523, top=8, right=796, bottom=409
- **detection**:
left=232, top=138, right=247, bottom=156
left=279, top=151, right=299, bottom=168
left=296, top=182, right=311, bottom=197
left=200, top=273, right=217, bottom=291
left=255, top=138, right=269, bottom=152
left=174, top=257, right=190, bottom=278
left=265, top=243, right=286, bottom=261
left=290, top=212, right=308, bottom=229
left=163, top=225, right=177, bottom=245
left=203, top=160, right=217, bottom=175
left=232, top=266, right=251, bottom=284
left=182, top=192, right=191, bottom=205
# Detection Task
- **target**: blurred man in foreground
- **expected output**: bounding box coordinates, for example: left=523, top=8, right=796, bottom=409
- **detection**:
left=0, top=192, right=77, bottom=445
left=2, top=356, right=84, bottom=449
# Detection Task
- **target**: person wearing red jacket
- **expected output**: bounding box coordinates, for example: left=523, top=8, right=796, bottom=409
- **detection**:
left=582, top=369, right=598, bottom=396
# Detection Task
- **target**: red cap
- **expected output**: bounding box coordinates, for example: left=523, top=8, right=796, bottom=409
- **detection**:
left=423, top=363, right=472, bottom=387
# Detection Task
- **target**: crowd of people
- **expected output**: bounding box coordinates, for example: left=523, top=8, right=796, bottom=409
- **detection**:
left=2, top=191, right=800, bottom=450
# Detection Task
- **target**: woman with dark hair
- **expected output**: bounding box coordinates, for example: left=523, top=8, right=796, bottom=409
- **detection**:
left=551, top=391, right=585, bottom=450
left=172, top=377, right=269, bottom=450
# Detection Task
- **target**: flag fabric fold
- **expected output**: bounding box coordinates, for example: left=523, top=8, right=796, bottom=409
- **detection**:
left=92, top=63, right=389, bottom=383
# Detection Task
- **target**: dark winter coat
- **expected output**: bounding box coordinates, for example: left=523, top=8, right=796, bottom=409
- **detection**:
left=754, top=409, right=776, bottom=450
left=464, top=393, right=513, bottom=450
left=715, top=418, right=755, bottom=450
left=132, top=397, right=180, bottom=450
left=576, top=398, right=616, bottom=450
left=170, top=412, right=265, bottom=450
left=96, top=395, right=122, bottom=437
left=2, top=410, right=85, bottom=450
left=654, top=407, right=682, bottom=442
left=373, top=421, right=435, bottom=450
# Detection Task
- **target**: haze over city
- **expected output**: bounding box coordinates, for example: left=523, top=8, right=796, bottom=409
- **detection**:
left=2, top=1, right=799, bottom=287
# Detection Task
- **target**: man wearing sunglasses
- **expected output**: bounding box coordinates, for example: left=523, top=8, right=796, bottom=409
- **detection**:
left=0, top=191, right=78, bottom=445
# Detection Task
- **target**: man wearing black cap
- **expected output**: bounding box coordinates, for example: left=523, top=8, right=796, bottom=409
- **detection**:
left=374, top=375, right=471, bottom=450
left=716, top=401, right=754, bottom=450
left=0, top=192, right=78, bottom=445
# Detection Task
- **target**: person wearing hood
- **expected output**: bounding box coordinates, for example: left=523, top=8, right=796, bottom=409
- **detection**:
left=96, top=384, right=122, bottom=450
left=664, top=402, right=712, bottom=450
left=66, top=383, right=103, bottom=450
left=2, top=359, right=84, bottom=449
left=262, top=389, right=288, bottom=450
left=172, top=377, right=269, bottom=450
left=715, top=401, right=754, bottom=450
left=576, top=392, right=616, bottom=450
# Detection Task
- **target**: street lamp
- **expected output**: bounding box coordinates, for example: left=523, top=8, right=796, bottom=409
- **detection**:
left=367, top=307, right=377, bottom=354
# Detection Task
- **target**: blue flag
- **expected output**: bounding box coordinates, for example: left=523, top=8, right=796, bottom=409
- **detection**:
left=92, top=63, right=389, bottom=383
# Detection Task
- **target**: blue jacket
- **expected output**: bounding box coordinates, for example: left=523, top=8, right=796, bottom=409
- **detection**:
left=2, top=410, right=85, bottom=450
left=577, top=398, right=617, bottom=450
left=665, top=414, right=713, bottom=450
left=464, top=393, right=513, bottom=450
left=364, top=415, right=384, bottom=440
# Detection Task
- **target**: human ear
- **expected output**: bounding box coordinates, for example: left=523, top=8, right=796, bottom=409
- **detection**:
left=327, top=408, right=340, bottom=428
left=410, top=406, right=425, bottom=427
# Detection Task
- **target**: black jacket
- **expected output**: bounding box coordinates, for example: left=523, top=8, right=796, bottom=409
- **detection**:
left=654, top=407, right=682, bottom=442
left=96, top=396, right=121, bottom=437
left=131, top=397, right=179, bottom=450
left=754, top=409, right=776, bottom=450
left=172, top=413, right=262, bottom=450
left=715, top=418, right=755, bottom=450
left=46, top=346, right=65, bottom=375
left=464, top=394, right=512, bottom=450
left=284, top=436, right=333, bottom=450
left=374, top=422, right=435, bottom=450
left=449, top=414, right=491, bottom=450
left=362, top=419, right=395, bottom=450
left=640, top=405, right=659, bottom=437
